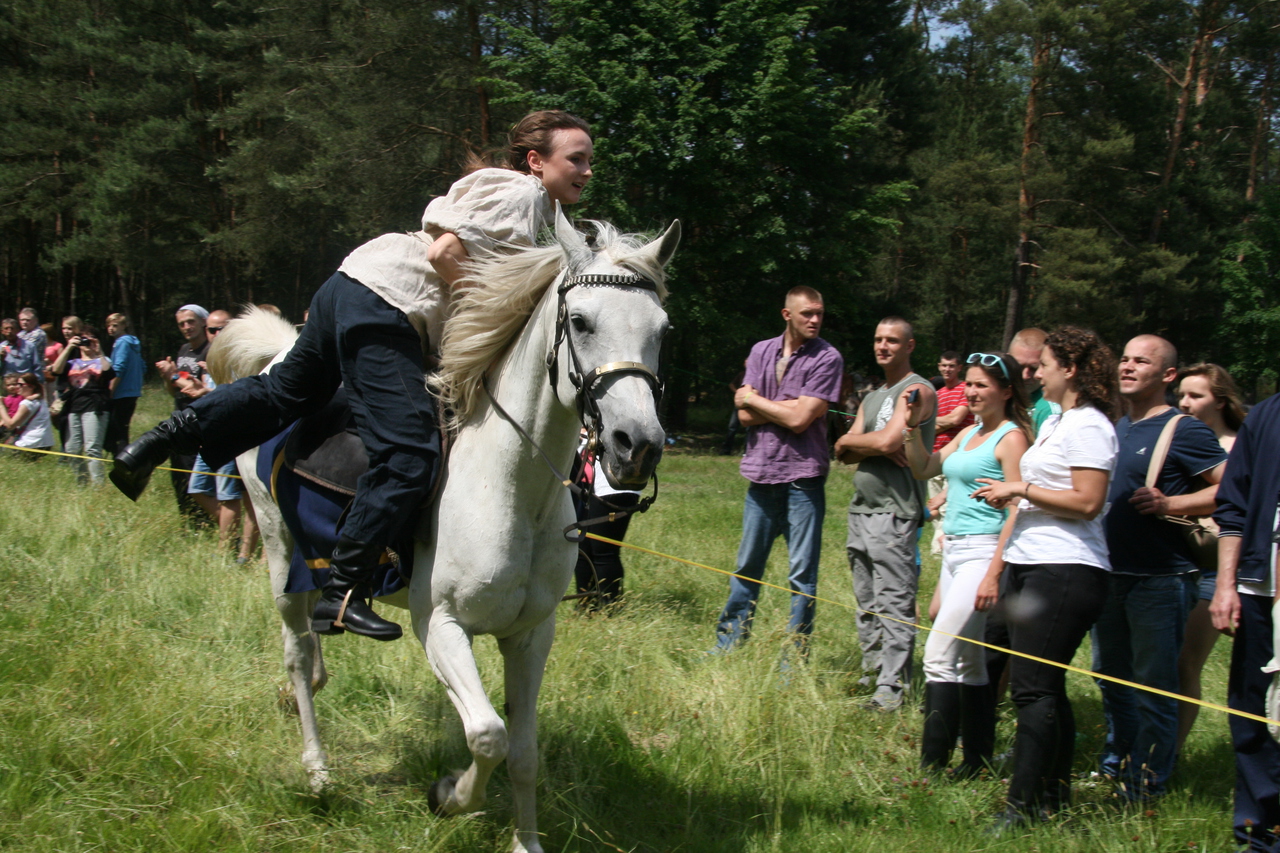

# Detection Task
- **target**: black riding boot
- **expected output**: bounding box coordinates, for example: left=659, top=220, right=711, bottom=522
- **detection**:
left=109, top=408, right=202, bottom=501
left=955, top=683, right=997, bottom=779
left=310, top=536, right=403, bottom=641
left=920, top=681, right=963, bottom=771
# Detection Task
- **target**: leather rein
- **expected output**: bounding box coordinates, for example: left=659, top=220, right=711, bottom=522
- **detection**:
left=484, top=271, right=663, bottom=542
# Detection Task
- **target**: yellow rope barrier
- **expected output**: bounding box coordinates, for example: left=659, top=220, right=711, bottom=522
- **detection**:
left=586, top=531, right=1280, bottom=728
left=2, top=439, right=1270, bottom=725
left=0, top=442, right=242, bottom=478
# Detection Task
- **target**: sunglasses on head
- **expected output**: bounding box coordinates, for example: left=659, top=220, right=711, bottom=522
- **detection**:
left=967, top=352, right=1010, bottom=381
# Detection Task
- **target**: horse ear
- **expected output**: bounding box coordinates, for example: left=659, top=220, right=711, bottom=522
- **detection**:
left=553, top=202, right=593, bottom=269
left=651, top=220, right=681, bottom=268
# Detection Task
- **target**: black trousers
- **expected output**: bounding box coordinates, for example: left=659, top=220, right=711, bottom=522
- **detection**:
left=574, top=492, right=640, bottom=604
left=1004, top=561, right=1109, bottom=813
left=192, top=272, right=440, bottom=550
left=106, top=396, right=138, bottom=455
left=1229, top=593, right=1280, bottom=852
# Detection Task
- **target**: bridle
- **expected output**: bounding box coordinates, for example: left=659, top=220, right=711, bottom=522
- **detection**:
left=484, top=269, right=664, bottom=542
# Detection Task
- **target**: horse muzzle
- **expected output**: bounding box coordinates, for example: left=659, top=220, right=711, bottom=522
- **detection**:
left=599, top=425, right=664, bottom=490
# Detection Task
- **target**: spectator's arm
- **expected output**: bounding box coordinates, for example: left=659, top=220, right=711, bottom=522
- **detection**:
left=974, top=466, right=1109, bottom=520
left=736, top=385, right=828, bottom=433
left=51, top=342, right=74, bottom=375
left=1131, top=461, right=1225, bottom=517
left=1210, top=535, right=1242, bottom=635
left=935, top=403, right=971, bottom=432
left=836, top=383, right=937, bottom=459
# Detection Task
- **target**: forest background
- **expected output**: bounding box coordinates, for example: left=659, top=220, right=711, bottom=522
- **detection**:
left=2, top=0, right=1278, bottom=423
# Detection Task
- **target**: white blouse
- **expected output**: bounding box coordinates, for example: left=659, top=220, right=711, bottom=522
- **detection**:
left=1003, top=405, right=1118, bottom=570
left=338, top=169, right=552, bottom=352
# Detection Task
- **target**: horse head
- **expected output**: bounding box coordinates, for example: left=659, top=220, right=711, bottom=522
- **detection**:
left=553, top=210, right=680, bottom=489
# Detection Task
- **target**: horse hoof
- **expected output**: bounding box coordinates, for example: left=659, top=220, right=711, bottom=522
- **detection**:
left=428, top=775, right=458, bottom=816
left=307, top=768, right=332, bottom=794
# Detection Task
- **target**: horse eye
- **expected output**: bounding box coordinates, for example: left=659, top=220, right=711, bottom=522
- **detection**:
left=570, top=315, right=591, bottom=334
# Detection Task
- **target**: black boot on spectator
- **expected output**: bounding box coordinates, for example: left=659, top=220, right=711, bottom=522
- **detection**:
left=109, top=408, right=202, bottom=501
left=310, top=537, right=403, bottom=641
left=920, top=681, right=962, bottom=771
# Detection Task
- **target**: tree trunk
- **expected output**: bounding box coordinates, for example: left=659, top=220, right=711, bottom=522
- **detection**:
left=1003, top=35, right=1051, bottom=349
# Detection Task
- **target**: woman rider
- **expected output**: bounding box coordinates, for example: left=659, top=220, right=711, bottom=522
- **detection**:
left=111, top=110, right=594, bottom=642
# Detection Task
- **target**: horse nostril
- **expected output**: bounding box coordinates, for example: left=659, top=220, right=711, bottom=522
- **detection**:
left=612, top=430, right=633, bottom=453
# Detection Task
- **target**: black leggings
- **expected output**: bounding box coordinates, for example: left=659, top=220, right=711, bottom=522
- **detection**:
left=1004, top=561, right=1109, bottom=813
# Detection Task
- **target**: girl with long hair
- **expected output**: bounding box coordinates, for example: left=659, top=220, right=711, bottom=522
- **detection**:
left=1174, top=363, right=1246, bottom=752
left=904, top=351, right=1031, bottom=777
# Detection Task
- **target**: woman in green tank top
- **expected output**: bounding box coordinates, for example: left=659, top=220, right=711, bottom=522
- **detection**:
left=902, top=352, right=1033, bottom=777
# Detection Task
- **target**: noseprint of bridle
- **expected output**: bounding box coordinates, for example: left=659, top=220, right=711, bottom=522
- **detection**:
left=485, top=271, right=663, bottom=543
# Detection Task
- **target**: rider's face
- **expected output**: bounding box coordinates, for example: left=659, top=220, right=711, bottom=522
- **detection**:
left=529, top=128, right=593, bottom=207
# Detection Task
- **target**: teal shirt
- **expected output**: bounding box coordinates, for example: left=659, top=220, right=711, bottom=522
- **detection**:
left=942, top=420, right=1018, bottom=536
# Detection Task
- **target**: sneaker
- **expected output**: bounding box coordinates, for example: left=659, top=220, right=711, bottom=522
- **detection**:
left=859, top=687, right=904, bottom=712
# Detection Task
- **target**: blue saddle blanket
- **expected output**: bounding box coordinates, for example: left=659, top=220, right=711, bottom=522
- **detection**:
left=256, top=424, right=410, bottom=598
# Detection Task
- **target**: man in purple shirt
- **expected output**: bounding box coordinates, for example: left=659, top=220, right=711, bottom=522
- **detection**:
left=711, top=286, right=844, bottom=655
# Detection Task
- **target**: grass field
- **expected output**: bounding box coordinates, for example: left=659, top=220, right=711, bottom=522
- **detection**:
left=0, top=390, right=1239, bottom=852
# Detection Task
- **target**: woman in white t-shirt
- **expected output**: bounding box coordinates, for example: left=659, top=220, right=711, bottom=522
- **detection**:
left=973, top=326, right=1119, bottom=832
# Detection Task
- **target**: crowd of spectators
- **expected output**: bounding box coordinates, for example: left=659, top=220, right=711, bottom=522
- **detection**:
left=1, top=306, right=257, bottom=562
left=714, top=303, right=1271, bottom=847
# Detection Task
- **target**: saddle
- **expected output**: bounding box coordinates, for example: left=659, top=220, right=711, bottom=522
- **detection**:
left=283, top=387, right=367, bottom=496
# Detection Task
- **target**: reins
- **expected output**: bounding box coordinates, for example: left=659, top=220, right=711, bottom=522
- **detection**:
left=484, top=269, right=663, bottom=543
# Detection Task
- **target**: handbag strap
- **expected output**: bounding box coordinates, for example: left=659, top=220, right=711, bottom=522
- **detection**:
left=1145, top=412, right=1186, bottom=489
left=1144, top=412, right=1204, bottom=529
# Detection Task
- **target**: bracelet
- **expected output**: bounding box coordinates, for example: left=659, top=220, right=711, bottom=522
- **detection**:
left=744, top=391, right=753, bottom=404
left=902, top=428, right=915, bottom=443
left=1025, top=483, right=1031, bottom=499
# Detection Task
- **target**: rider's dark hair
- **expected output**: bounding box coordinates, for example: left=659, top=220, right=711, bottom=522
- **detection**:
left=464, top=111, right=592, bottom=175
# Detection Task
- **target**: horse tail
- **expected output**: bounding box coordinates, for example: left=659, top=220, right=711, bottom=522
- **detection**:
left=208, top=306, right=299, bottom=385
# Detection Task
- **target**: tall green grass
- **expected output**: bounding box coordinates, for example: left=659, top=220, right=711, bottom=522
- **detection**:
left=0, top=394, right=1237, bottom=851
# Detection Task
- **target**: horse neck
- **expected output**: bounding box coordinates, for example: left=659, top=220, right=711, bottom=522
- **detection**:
left=482, top=285, right=580, bottom=464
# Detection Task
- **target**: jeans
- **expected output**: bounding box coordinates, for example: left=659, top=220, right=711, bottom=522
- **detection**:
left=1005, top=561, right=1109, bottom=814
left=65, top=409, right=108, bottom=485
left=1091, top=572, right=1196, bottom=798
left=847, top=511, right=919, bottom=692
left=192, top=272, right=440, bottom=550
left=1229, top=593, right=1280, bottom=852
left=923, top=534, right=998, bottom=684
left=714, top=477, right=825, bottom=650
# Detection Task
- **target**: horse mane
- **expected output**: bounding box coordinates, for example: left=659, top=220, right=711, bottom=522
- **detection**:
left=207, top=306, right=300, bottom=385
left=431, top=220, right=670, bottom=431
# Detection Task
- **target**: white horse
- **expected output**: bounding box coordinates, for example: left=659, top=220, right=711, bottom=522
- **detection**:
left=211, top=210, right=679, bottom=853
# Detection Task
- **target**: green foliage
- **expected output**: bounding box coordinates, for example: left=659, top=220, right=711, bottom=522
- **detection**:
left=1218, top=187, right=1280, bottom=395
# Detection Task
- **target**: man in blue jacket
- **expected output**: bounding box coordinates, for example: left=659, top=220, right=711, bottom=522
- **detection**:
left=1212, top=391, right=1280, bottom=853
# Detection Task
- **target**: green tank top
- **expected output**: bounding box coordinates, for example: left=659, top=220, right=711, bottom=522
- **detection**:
left=849, top=372, right=935, bottom=520
left=943, top=420, right=1018, bottom=536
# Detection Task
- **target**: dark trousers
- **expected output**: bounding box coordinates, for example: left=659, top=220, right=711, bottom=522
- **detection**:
left=106, top=396, right=138, bottom=455
left=1005, top=562, right=1109, bottom=813
left=1229, top=593, right=1280, bottom=852
left=574, top=492, right=639, bottom=605
left=192, top=272, right=440, bottom=550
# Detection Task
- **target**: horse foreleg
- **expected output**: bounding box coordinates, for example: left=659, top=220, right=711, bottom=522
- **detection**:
left=498, top=617, right=554, bottom=853
left=423, top=609, right=507, bottom=816
left=278, top=589, right=330, bottom=791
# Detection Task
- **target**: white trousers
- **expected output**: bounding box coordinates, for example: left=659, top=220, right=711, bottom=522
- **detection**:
left=923, top=533, right=999, bottom=684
